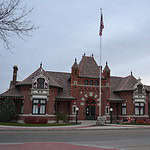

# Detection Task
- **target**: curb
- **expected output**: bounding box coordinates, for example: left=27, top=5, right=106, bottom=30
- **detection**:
left=0, top=124, right=150, bottom=131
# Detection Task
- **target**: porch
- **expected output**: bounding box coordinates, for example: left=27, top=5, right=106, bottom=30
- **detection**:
left=109, top=98, right=125, bottom=123
left=55, top=96, right=76, bottom=122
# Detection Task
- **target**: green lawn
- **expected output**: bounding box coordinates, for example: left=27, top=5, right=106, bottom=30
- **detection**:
left=0, top=122, right=78, bottom=127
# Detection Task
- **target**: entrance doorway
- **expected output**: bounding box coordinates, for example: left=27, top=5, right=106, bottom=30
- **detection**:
left=85, top=99, right=96, bottom=120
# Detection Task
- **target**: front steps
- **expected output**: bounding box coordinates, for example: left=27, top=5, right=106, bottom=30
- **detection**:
left=80, top=120, right=97, bottom=126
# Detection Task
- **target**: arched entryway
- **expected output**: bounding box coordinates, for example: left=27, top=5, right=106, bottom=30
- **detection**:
left=85, top=99, right=96, bottom=120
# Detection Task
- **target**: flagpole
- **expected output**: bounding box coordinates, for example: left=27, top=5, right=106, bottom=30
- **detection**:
left=99, top=8, right=103, bottom=117
left=99, top=33, right=102, bottom=117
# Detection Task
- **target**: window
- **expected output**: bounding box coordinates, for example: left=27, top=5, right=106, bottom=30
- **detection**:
left=84, top=80, right=88, bottom=85
left=135, top=102, right=145, bottom=115
left=121, top=103, right=126, bottom=115
left=74, top=69, right=78, bottom=75
left=20, top=102, right=24, bottom=114
left=37, top=78, right=45, bottom=89
left=89, top=80, right=93, bottom=85
left=14, top=100, right=24, bottom=114
left=32, top=99, right=46, bottom=115
left=95, top=80, right=99, bottom=85
left=74, top=81, right=77, bottom=85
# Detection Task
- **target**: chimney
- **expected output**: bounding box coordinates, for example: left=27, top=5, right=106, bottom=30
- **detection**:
left=12, top=65, right=18, bottom=85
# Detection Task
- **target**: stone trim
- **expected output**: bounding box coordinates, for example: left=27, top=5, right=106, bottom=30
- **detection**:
left=118, top=115, right=149, bottom=118
left=71, top=84, right=109, bottom=88
left=19, top=114, right=56, bottom=117
left=19, top=114, right=76, bottom=117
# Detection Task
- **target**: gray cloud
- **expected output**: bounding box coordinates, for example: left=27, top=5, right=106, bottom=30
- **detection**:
left=1, top=0, right=150, bottom=93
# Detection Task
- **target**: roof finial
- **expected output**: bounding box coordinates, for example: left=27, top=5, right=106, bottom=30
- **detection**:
left=75, top=58, right=77, bottom=63
left=40, top=62, right=42, bottom=68
left=92, top=53, right=93, bottom=57
left=138, top=77, right=141, bottom=82
left=84, top=53, right=85, bottom=56
left=106, top=61, right=108, bottom=65
left=131, top=70, right=133, bottom=76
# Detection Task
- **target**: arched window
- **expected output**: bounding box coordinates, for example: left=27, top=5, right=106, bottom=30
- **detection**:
left=37, top=78, right=45, bottom=89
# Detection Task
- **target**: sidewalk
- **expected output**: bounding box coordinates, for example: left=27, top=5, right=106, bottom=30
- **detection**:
left=0, top=123, right=150, bottom=131
left=80, top=124, right=150, bottom=130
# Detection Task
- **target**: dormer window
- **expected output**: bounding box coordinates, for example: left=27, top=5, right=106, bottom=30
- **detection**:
left=37, top=78, right=45, bottom=89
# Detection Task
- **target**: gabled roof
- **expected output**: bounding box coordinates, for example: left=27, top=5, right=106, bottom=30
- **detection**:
left=17, top=67, right=62, bottom=88
left=79, top=56, right=100, bottom=78
left=0, top=69, right=72, bottom=99
left=109, top=75, right=138, bottom=101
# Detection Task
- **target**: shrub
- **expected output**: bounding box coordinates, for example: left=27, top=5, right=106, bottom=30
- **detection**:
left=24, top=116, right=48, bottom=124
left=0, top=99, right=17, bottom=122
left=56, top=112, right=68, bottom=123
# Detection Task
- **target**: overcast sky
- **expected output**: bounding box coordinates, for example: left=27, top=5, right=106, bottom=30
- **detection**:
left=1, top=0, right=150, bottom=93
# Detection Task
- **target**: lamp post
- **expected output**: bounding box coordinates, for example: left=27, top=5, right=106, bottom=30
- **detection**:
left=110, top=107, right=113, bottom=124
left=75, top=107, right=79, bottom=124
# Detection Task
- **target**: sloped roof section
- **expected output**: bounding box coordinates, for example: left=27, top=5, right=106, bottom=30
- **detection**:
left=0, top=87, right=23, bottom=98
left=46, top=71, right=72, bottom=98
left=144, top=85, right=150, bottom=92
left=114, top=75, right=138, bottom=92
left=0, top=69, right=72, bottom=99
left=17, top=67, right=62, bottom=88
left=79, top=56, right=100, bottom=78
left=110, top=76, right=123, bottom=100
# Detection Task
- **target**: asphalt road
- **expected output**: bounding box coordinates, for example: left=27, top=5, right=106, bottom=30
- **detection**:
left=0, top=128, right=150, bottom=150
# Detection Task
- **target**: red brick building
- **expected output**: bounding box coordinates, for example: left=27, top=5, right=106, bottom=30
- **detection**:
left=0, top=54, right=150, bottom=123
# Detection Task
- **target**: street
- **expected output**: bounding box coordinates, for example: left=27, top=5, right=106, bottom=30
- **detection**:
left=0, top=128, right=150, bottom=150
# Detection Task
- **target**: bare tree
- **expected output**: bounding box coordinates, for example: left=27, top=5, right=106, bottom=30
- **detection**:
left=0, top=0, right=35, bottom=49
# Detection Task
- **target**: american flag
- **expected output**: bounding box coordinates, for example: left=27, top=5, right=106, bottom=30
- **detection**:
left=99, top=11, right=104, bottom=36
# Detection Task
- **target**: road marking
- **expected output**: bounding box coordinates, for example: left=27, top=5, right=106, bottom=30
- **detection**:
left=69, top=142, right=120, bottom=150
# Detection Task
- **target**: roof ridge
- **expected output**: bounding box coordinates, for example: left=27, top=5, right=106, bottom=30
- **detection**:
left=46, top=71, right=70, bottom=74
left=110, top=76, right=124, bottom=78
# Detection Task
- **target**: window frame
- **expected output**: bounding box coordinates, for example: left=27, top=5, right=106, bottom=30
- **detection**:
left=84, top=80, right=88, bottom=85
left=95, top=80, right=99, bottom=86
left=37, top=78, right=45, bottom=89
left=135, top=102, right=145, bottom=116
left=32, top=99, right=46, bottom=115
left=89, top=80, right=93, bottom=85
left=121, top=103, right=126, bottom=115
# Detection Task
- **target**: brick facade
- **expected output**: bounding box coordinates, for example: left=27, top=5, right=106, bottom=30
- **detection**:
left=0, top=54, right=150, bottom=123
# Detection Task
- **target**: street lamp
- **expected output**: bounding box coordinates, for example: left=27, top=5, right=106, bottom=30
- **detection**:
left=75, top=107, right=79, bottom=124
left=110, top=107, right=113, bottom=124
